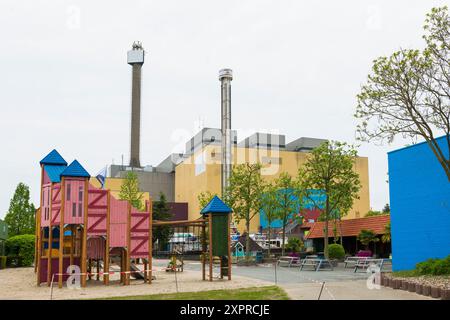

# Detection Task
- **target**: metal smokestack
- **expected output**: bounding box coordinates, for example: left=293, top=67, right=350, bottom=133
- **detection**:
left=219, top=68, right=233, bottom=196
left=127, top=41, right=145, bottom=168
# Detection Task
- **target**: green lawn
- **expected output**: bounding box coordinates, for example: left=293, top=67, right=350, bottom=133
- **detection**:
left=98, top=286, right=289, bottom=300
left=392, top=270, right=419, bottom=277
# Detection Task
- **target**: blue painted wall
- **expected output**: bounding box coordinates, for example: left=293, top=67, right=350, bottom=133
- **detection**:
left=259, top=189, right=326, bottom=228
left=388, top=135, right=450, bottom=271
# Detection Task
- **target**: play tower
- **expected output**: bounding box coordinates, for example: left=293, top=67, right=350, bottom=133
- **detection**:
left=36, top=149, right=152, bottom=288
left=35, top=149, right=232, bottom=288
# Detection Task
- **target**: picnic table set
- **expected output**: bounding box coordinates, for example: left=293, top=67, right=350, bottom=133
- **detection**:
left=277, top=254, right=390, bottom=272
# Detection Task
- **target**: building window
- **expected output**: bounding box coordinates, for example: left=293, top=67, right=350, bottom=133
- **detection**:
left=72, top=203, right=76, bottom=217
left=79, top=186, right=83, bottom=201
left=211, top=136, right=215, bottom=142
left=78, top=203, right=82, bottom=217
left=67, top=183, right=71, bottom=201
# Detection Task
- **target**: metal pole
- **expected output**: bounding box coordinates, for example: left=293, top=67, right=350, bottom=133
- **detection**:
left=274, top=261, right=277, bottom=285
left=174, top=265, right=179, bottom=293
left=219, top=69, right=233, bottom=197
left=318, top=282, right=325, bottom=300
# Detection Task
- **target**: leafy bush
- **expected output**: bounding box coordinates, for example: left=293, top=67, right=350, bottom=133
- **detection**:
left=285, top=237, right=303, bottom=253
left=0, top=256, right=6, bottom=269
left=328, top=244, right=345, bottom=260
left=415, top=255, right=450, bottom=276
left=5, top=234, right=35, bottom=267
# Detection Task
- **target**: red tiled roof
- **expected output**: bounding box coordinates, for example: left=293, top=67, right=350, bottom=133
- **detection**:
left=305, top=215, right=390, bottom=239
left=300, top=222, right=314, bottom=229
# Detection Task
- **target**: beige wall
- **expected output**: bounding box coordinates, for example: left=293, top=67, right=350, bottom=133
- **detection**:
left=175, top=145, right=370, bottom=233
left=90, top=177, right=151, bottom=206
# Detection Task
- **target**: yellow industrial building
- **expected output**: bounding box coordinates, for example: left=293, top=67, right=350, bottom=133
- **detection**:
left=174, top=130, right=370, bottom=233
left=104, top=129, right=370, bottom=234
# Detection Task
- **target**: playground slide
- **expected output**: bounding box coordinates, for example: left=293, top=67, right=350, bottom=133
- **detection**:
left=129, top=263, right=145, bottom=280
left=109, top=257, right=145, bottom=280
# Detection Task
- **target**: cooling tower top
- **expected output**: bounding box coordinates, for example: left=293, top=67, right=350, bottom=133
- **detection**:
left=219, top=68, right=233, bottom=81
left=127, top=41, right=145, bottom=65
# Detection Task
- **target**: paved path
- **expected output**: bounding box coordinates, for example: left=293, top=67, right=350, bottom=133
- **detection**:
left=282, top=280, right=435, bottom=300
left=180, top=261, right=435, bottom=300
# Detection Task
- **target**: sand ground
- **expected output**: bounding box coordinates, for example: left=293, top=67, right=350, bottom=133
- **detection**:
left=0, top=266, right=272, bottom=300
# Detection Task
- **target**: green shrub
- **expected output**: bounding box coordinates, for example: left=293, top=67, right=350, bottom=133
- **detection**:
left=328, top=244, right=345, bottom=260
left=5, top=234, right=35, bottom=267
left=0, top=256, right=6, bottom=269
left=285, top=237, right=303, bottom=253
left=415, top=255, right=450, bottom=276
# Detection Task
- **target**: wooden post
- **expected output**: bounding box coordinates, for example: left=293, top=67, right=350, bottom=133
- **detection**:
left=58, top=178, right=65, bottom=289
left=88, top=258, right=92, bottom=280
left=104, top=190, right=110, bottom=285
left=35, top=209, right=41, bottom=285
left=47, top=184, right=55, bottom=286
left=70, top=225, right=74, bottom=266
left=202, top=222, right=206, bottom=281
left=96, top=259, right=100, bottom=281
left=36, top=165, right=44, bottom=282
left=227, top=214, right=232, bottom=280
left=58, top=215, right=64, bottom=287
left=81, top=180, right=89, bottom=287
left=120, top=249, right=124, bottom=284
left=208, top=214, right=213, bottom=282
left=126, top=202, right=131, bottom=285
left=34, top=209, right=39, bottom=273
left=148, top=200, right=153, bottom=284
left=143, top=260, right=148, bottom=283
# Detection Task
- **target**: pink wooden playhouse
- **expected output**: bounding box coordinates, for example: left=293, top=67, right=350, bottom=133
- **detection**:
left=35, top=149, right=152, bottom=288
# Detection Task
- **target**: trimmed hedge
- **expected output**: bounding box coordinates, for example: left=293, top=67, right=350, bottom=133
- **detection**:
left=5, top=234, right=35, bottom=267
left=0, top=256, right=6, bottom=269
left=416, top=255, right=450, bottom=276
left=328, top=244, right=345, bottom=260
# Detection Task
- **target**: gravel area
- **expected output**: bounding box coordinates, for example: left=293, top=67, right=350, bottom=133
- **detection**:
left=384, top=273, right=450, bottom=290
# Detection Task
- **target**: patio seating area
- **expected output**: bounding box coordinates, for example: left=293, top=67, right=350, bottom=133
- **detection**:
left=277, top=254, right=391, bottom=273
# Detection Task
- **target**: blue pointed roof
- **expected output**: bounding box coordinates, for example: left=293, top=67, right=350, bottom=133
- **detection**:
left=43, top=165, right=67, bottom=183
left=61, top=160, right=90, bottom=178
left=200, top=195, right=232, bottom=214
left=40, top=149, right=67, bottom=166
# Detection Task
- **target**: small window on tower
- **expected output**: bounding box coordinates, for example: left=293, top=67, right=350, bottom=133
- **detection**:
left=79, top=186, right=83, bottom=201
left=67, top=183, right=71, bottom=201
left=78, top=203, right=82, bottom=217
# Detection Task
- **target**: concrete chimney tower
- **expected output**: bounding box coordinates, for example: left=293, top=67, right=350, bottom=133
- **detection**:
left=219, top=68, right=233, bottom=196
left=127, top=41, right=145, bottom=168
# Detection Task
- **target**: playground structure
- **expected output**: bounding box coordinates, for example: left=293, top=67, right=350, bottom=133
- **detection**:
left=35, top=149, right=232, bottom=288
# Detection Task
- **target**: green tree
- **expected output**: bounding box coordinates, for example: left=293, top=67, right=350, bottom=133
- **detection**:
left=226, top=163, right=264, bottom=261
left=4, top=183, right=36, bottom=237
left=298, top=141, right=361, bottom=259
left=382, top=203, right=390, bottom=214
left=381, top=222, right=391, bottom=244
left=152, top=192, right=173, bottom=250
left=198, top=191, right=217, bottom=210
left=119, top=172, right=143, bottom=210
left=260, top=182, right=278, bottom=256
left=357, top=229, right=380, bottom=253
left=274, top=172, right=300, bottom=256
left=365, top=210, right=382, bottom=217
left=285, top=237, right=303, bottom=254
left=355, top=6, right=450, bottom=181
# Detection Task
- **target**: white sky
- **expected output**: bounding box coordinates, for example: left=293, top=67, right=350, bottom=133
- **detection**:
left=1, top=0, right=448, bottom=218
